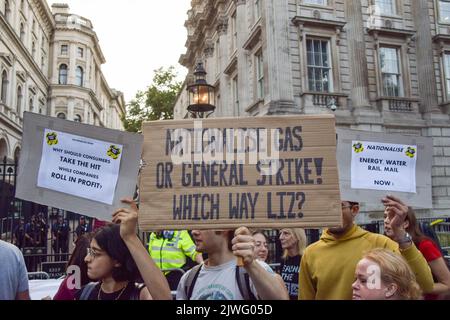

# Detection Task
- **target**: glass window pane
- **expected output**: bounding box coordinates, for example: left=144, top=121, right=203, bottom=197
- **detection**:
left=440, top=1, right=450, bottom=22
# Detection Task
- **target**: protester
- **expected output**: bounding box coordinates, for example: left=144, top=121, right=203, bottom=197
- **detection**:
left=252, top=230, right=269, bottom=262
left=75, top=198, right=171, bottom=300
left=176, top=227, right=289, bottom=300
left=279, top=228, right=307, bottom=300
left=384, top=207, right=450, bottom=299
left=0, top=239, right=30, bottom=300
left=53, top=234, right=92, bottom=300
left=148, top=230, right=203, bottom=290
left=352, top=248, right=422, bottom=300
left=299, top=195, right=434, bottom=299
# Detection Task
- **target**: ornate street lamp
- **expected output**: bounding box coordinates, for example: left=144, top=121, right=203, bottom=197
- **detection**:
left=187, top=62, right=215, bottom=118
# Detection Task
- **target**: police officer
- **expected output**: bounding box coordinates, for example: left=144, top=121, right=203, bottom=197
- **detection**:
left=148, top=230, right=203, bottom=290
left=52, top=214, right=71, bottom=261
left=74, top=215, right=90, bottom=242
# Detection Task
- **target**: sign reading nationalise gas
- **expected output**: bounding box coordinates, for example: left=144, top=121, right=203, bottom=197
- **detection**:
left=139, top=115, right=342, bottom=230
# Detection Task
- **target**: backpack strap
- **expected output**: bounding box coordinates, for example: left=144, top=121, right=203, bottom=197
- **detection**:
left=235, top=266, right=257, bottom=300
left=79, top=282, right=98, bottom=300
left=184, top=264, right=202, bottom=300
left=131, top=283, right=145, bottom=300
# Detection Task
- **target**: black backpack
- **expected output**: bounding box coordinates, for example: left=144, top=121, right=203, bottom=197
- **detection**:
left=79, top=282, right=144, bottom=300
left=184, top=264, right=257, bottom=300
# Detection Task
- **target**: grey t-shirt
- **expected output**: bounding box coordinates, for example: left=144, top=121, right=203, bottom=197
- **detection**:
left=176, top=259, right=274, bottom=300
left=0, top=240, right=29, bottom=300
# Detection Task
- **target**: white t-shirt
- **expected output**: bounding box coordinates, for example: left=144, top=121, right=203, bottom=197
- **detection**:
left=176, top=259, right=274, bottom=300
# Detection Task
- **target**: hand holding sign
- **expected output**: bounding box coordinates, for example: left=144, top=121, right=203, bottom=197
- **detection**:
left=381, top=195, right=409, bottom=242
left=232, top=227, right=255, bottom=267
left=112, top=198, right=139, bottom=242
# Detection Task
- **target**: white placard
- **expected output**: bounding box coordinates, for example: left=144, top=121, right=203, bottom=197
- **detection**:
left=350, top=141, right=417, bottom=193
left=37, top=129, right=123, bottom=205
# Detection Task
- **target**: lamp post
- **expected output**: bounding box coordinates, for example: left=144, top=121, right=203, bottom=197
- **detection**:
left=186, top=62, right=215, bottom=118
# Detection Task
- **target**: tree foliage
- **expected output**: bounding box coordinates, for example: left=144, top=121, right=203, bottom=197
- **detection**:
left=121, top=66, right=182, bottom=133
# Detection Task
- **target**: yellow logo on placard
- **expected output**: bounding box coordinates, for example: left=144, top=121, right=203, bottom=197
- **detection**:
left=353, top=142, right=364, bottom=153
left=405, top=146, right=416, bottom=158
left=46, top=132, right=58, bottom=145
left=107, top=145, right=121, bottom=160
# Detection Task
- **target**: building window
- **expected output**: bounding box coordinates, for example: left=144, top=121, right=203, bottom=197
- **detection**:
left=379, top=46, right=403, bottom=97
left=232, top=76, right=239, bottom=114
left=16, top=86, right=22, bottom=112
left=57, top=112, right=66, bottom=120
left=443, top=53, right=450, bottom=100
left=29, top=98, right=34, bottom=112
left=32, top=20, right=36, bottom=33
left=21, top=0, right=24, bottom=12
left=58, top=64, right=68, bottom=85
left=77, top=47, right=84, bottom=58
left=32, top=41, right=36, bottom=59
left=304, top=0, right=327, bottom=5
left=255, top=0, right=262, bottom=20
left=1, top=71, right=8, bottom=103
left=215, top=38, right=221, bottom=76
left=76, top=66, right=84, bottom=86
left=306, top=39, right=333, bottom=92
left=440, top=1, right=450, bottom=23
left=256, top=51, right=264, bottom=99
left=4, top=0, right=10, bottom=22
left=74, top=114, right=82, bottom=122
left=20, top=23, right=25, bottom=42
left=41, top=56, right=45, bottom=69
left=61, top=45, right=68, bottom=55
left=375, top=0, right=396, bottom=15
left=231, top=12, right=237, bottom=53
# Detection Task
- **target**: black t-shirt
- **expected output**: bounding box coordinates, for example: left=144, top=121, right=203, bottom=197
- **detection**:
left=280, top=255, right=301, bottom=300
left=75, top=282, right=144, bottom=300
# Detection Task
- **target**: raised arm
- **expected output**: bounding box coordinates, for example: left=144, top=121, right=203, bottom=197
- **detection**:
left=232, top=227, right=289, bottom=300
left=112, top=198, right=172, bottom=300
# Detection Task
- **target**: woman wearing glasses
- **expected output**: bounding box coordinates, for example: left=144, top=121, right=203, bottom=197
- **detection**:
left=75, top=198, right=171, bottom=300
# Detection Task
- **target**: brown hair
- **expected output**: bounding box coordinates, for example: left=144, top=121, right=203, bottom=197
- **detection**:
left=364, top=248, right=422, bottom=300
left=66, top=233, right=92, bottom=286
left=405, top=207, right=435, bottom=247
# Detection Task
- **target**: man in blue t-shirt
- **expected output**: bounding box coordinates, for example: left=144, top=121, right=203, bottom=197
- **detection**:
left=0, top=240, right=30, bottom=300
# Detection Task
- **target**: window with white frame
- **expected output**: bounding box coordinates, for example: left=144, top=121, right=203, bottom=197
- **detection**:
left=379, top=46, right=403, bottom=97
left=306, top=38, right=333, bottom=92
left=59, top=64, right=68, bottom=85
left=443, top=53, right=450, bottom=99
left=77, top=47, right=84, bottom=58
left=375, top=0, right=396, bottom=15
left=232, top=75, right=239, bottom=113
left=255, top=51, right=264, bottom=99
left=304, top=0, right=327, bottom=5
left=76, top=66, right=84, bottom=86
left=439, top=1, right=450, bottom=23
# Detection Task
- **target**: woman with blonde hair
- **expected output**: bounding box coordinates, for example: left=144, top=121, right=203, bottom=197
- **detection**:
left=279, top=228, right=307, bottom=300
left=352, top=248, right=422, bottom=300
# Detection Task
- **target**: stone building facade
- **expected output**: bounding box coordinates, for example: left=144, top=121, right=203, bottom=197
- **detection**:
left=174, top=0, right=450, bottom=222
left=0, top=1, right=124, bottom=163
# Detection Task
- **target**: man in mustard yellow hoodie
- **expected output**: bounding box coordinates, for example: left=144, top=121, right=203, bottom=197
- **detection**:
left=299, top=195, right=434, bottom=300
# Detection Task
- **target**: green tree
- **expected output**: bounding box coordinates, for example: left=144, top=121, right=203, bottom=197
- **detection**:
left=122, top=66, right=182, bottom=132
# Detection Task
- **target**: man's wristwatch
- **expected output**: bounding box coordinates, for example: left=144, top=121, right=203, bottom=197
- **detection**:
left=397, top=232, right=412, bottom=245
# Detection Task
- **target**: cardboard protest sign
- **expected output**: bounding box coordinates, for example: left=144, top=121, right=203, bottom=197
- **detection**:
left=16, top=112, right=143, bottom=221
left=337, top=129, right=432, bottom=208
left=139, top=115, right=342, bottom=230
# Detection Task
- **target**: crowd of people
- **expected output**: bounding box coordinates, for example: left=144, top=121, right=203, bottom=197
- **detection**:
left=1, top=195, right=449, bottom=300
